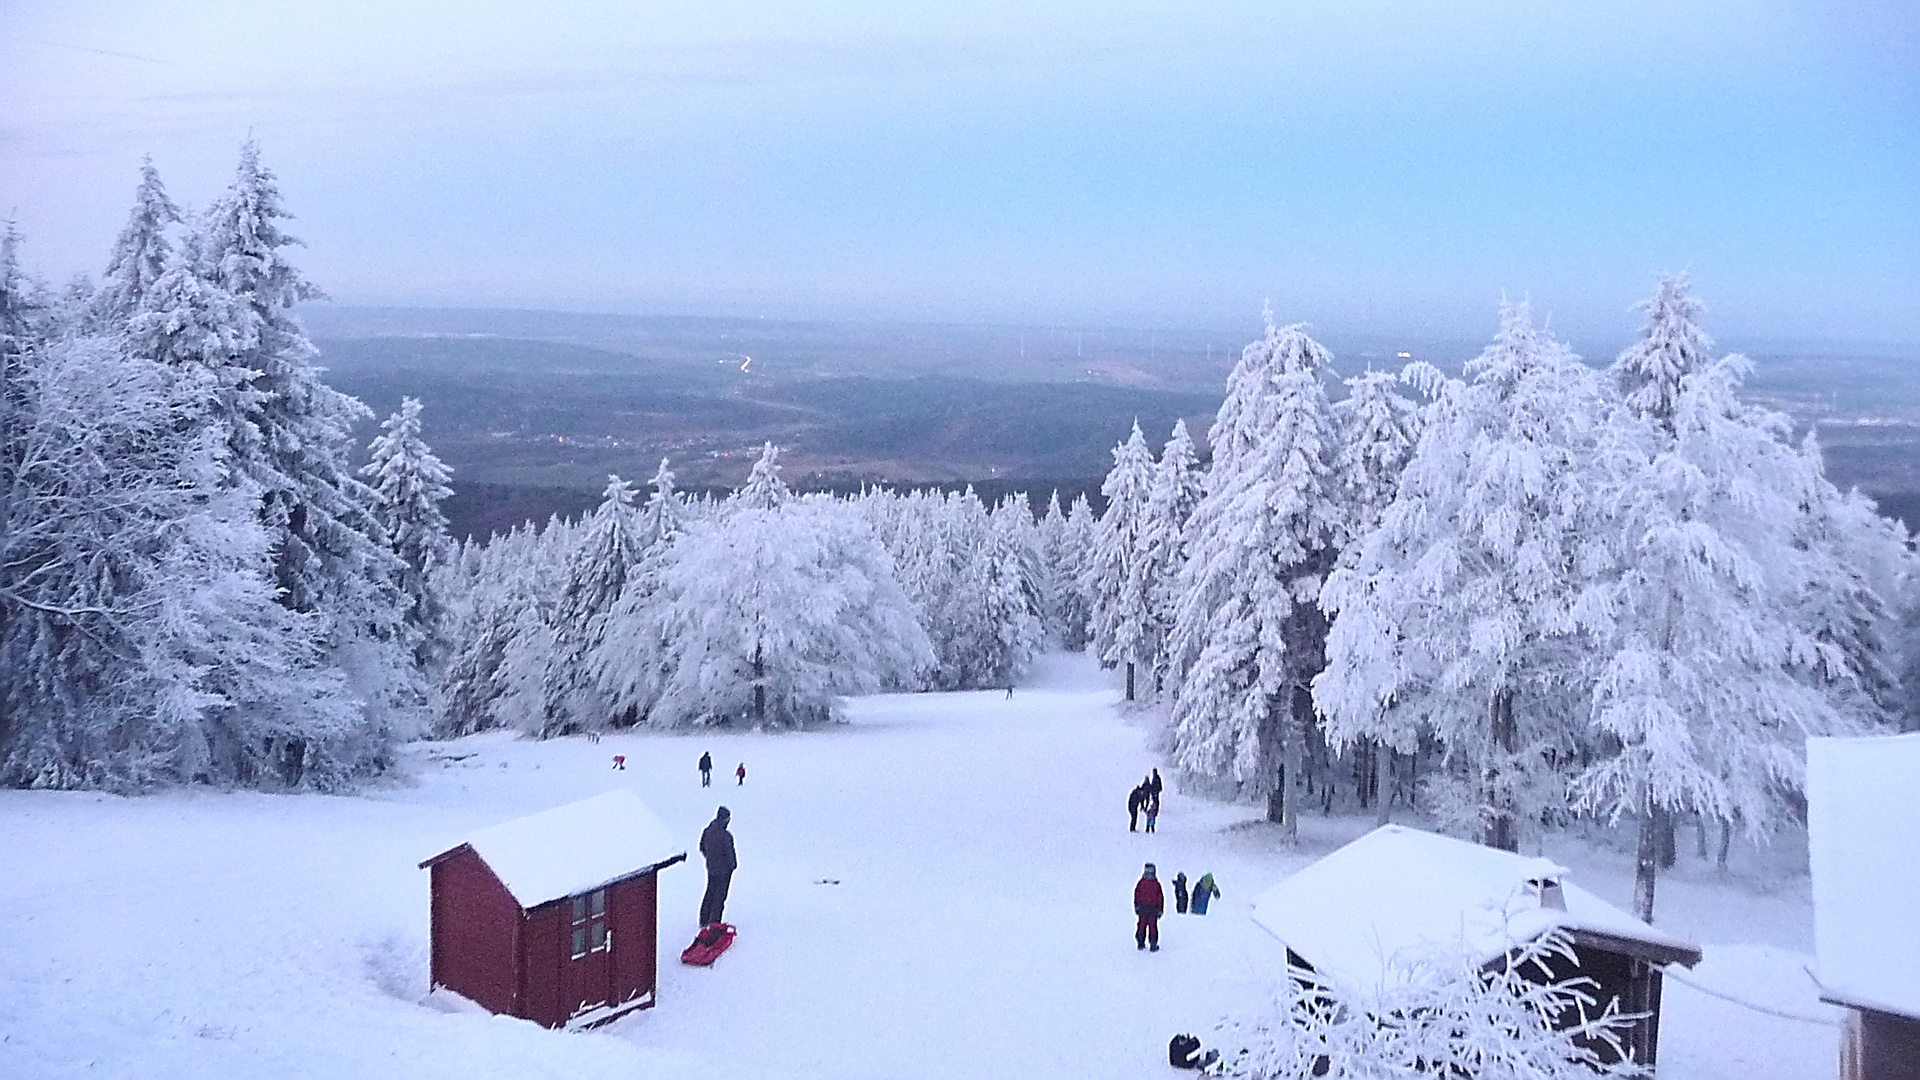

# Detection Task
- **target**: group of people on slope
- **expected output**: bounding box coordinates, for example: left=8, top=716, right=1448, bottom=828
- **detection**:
left=1125, top=767, right=1222, bottom=953
left=1132, top=864, right=1222, bottom=950
left=697, top=751, right=746, bottom=787
left=1128, top=769, right=1162, bottom=832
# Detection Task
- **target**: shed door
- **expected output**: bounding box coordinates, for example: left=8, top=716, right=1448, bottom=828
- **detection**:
left=563, top=888, right=613, bottom=1016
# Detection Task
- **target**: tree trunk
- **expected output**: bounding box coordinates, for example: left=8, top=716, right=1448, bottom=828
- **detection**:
left=1264, top=692, right=1297, bottom=840
left=1125, top=661, right=1135, bottom=702
left=1657, top=811, right=1678, bottom=869
left=1717, top=817, right=1733, bottom=873
left=1374, top=744, right=1392, bottom=826
left=752, top=643, right=765, bottom=728
left=1634, top=798, right=1665, bottom=923
left=1482, top=689, right=1519, bottom=852
left=1695, top=813, right=1710, bottom=860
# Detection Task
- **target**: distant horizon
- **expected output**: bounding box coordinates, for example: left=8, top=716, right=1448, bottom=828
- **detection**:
left=7, top=2, right=1916, bottom=351
left=297, top=299, right=1920, bottom=363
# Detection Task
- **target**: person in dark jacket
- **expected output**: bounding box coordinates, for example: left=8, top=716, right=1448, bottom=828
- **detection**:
left=699, top=751, right=713, bottom=787
left=699, top=807, right=738, bottom=926
left=1172, top=871, right=1190, bottom=914
left=1127, top=784, right=1145, bottom=832
left=1134, top=863, right=1165, bottom=951
left=1146, top=768, right=1163, bottom=798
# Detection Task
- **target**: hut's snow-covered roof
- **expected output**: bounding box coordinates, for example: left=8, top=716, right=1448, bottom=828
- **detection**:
left=1809, top=732, right=1920, bottom=1019
left=432, top=789, right=684, bottom=909
left=1251, top=825, right=1700, bottom=990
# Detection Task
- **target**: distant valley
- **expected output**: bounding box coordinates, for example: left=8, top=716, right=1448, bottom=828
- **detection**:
left=303, top=306, right=1920, bottom=540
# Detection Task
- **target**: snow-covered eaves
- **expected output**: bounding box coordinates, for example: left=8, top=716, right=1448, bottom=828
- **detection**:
left=420, top=789, right=685, bottom=910
left=1808, top=732, right=1920, bottom=1020
left=1251, top=825, right=1701, bottom=991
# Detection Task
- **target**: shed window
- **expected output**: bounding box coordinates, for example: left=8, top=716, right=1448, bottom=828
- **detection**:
left=570, top=888, right=609, bottom=959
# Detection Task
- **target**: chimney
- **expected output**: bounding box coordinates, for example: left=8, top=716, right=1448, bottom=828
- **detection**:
left=1518, top=857, right=1569, bottom=911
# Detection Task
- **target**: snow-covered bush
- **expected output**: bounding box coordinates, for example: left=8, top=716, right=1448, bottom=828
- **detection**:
left=1213, top=934, right=1643, bottom=1080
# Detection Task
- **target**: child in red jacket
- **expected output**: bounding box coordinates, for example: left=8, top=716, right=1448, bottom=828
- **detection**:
left=1134, top=863, right=1165, bottom=951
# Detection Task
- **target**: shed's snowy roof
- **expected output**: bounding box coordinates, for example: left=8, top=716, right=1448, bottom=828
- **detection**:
left=430, top=789, right=684, bottom=909
left=1809, top=732, right=1920, bottom=1019
left=1251, top=825, right=1700, bottom=990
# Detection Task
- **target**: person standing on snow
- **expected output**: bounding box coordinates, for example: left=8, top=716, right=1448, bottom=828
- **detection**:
left=1146, top=768, right=1163, bottom=799
left=699, top=807, right=738, bottom=926
left=1127, top=783, right=1145, bottom=832
left=1172, top=871, right=1190, bottom=914
left=735, top=762, right=747, bottom=785
left=699, top=751, right=713, bottom=787
left=1134, top=863, right=1165, bottom=951
left=1144, top=788, right=1160, bottom=833
left=1191, top=871, right=1220, bottom=915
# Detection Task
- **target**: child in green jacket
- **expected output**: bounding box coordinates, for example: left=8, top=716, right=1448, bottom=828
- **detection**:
left=1191, top=872, right=1221, bottom=915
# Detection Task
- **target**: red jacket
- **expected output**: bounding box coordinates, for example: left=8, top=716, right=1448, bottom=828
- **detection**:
left=1134, top=876, right=1165, bottom=918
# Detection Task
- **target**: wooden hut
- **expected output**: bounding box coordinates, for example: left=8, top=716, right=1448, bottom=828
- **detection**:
left=419, top=788, right=686, bottom=1030
left=1810, top=733, right=1920, bottom=1080
left=1251, top=825, right=1702, bottom=1068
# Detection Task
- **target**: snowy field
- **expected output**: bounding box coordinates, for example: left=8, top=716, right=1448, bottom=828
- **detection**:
left=1, top=653, right=1841, bottom=1079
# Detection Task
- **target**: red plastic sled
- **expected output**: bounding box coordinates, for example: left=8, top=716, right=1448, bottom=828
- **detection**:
left=680, top=922, right=736, bottom=966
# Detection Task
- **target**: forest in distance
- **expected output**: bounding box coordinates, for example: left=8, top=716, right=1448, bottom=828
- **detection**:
left=303, top=304, right=1920, bottom=541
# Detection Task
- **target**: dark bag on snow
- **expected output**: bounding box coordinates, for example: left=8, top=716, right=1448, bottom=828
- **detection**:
left=1169, top=1033, right=1203, bottom=1068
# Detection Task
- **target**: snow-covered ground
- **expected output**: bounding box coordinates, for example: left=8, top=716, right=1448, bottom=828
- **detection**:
left=0, top=653, right=1841, bottom=1079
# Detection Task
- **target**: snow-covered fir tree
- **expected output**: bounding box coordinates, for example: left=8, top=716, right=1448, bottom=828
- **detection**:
left=1036, top=490, right=1074, bottom=644
left=525, top=475, right=650, bottom=735
left=186, top=142, right=421, bottom=780
left=362, top=397, right=454, bottom=674
left=1083, top=422, right=1158, bottom=700
left=979, top=494, right=1049, bottom=688
left=1575, top=276, right=1905, bottom=917
left=1315, top=302, right=1604, bottom=851
left=588, top=461, right=689, bottom=725
left=93, top=158, right=181, bottom=325
left=1169, top=316, right=1344, bottom=833
left=1062, top=494, right=1099, bottom=647
left=1142, top=418, right=1204, bottom=691
left=643, top=492, right=932, bottom=727
left=1332, top=369, right=1421, bottom=544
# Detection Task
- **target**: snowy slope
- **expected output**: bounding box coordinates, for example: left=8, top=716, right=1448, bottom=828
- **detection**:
left=0, top=653, right=1837, bottom=1079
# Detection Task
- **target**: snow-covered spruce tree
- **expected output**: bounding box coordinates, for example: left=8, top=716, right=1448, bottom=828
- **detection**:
left=1333, top=370, right=1422, bottom=545
left=437, top=519, right=568, bottom=736
left=362, top=397, right=454, bottom=675
left=1330, top=368, right=1424, bottom=821
left=93, top=158, right=181, bottom=326
left=980, top=493, right=1049, bottom=687
left=589, top=460, right=690, bottom=725
left=531, top=474, right=651, bottom=735
left=1215, top=934, right=1640, bottom=1080
left=186, top=142, right=420, bottom=783
left=1083, top=421, right=1158, bottom=700
left=1142, top=418, right=1204, bottom=692
left=1169, top=316, right=1344, bottom=833
left=1059, top=493, right=1099, bottom=649
left=644, top=492, right=933, bottom=728
left=1575, top=276, right=1903, bottom=917
left=1036, top=490, right=1074, bottom=644
left=0, top=331, right=355, bottom=789
left=738, top=441, right=789, bottom=509
left=1316, top=302, right=1605, bottom=852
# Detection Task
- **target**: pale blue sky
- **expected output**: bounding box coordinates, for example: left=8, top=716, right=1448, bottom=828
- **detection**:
left=3, top=1, right=1916, bottom=345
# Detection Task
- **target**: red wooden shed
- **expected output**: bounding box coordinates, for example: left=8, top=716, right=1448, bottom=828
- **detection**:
left=420, top=788, right=686, bottom=1030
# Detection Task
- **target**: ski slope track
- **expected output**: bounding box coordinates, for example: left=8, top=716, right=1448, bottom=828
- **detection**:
left=0, top=653, right=1839, bottom=1079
